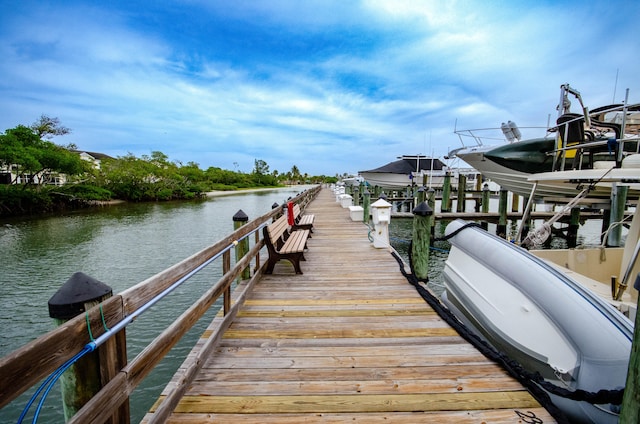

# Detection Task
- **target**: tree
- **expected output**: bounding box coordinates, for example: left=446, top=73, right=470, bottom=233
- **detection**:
left=0, top=124, right=86, bottom=186
left=252, top=159, right=270, bottom=186
left=30, top=115, right=71, bottom=139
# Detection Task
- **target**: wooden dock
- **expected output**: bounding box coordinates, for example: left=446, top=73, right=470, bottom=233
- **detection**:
left=144, top=188, right=556, bottom=423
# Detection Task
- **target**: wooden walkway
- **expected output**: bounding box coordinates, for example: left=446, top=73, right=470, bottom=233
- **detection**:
left=144, top=188, right=555, bottom=423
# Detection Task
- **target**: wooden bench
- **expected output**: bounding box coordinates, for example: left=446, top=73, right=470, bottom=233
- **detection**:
left=292, top=204, right=315, bottom=232
left=263, top=214, right=310, bottom=274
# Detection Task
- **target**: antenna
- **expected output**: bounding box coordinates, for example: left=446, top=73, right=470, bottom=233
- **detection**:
left=613, top=68, right=619, bottom=103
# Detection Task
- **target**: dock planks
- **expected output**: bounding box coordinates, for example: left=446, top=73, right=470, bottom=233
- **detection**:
left=144, top=188, right=555, bottom=423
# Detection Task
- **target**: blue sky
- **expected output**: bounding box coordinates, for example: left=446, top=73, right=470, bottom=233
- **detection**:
left=1, top=0, right=639, bottom=176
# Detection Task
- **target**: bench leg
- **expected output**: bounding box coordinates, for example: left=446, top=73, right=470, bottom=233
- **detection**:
left=265, top=254, right=304, bottom=274
left=288, top=253, right=304, bottom=274
left=265, top=256, right=278, bottom=274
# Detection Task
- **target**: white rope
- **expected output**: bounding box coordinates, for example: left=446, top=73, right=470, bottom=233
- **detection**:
left=522, top=187, right=589, bottom=247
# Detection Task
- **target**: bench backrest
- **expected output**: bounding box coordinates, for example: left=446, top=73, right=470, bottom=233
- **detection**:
left=266, top=215, right=289, bottom=247
left=292, top=204, right=302, bottom=220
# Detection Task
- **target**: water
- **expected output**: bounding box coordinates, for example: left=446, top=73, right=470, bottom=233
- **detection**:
left=0, top=186, right=312, bottom=424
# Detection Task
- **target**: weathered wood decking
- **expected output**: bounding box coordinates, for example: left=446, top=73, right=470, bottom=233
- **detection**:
left=145, top=188, right=555, bottom=423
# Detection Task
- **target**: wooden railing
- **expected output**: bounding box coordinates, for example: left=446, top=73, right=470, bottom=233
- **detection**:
left=0, top=185, right=321, bottom=423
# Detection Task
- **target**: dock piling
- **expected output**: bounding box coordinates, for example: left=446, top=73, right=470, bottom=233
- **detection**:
left=412, top=201, right=433, bottom=280
left=567, top=207, right=580, bottom=248
left=608, top=185, right=629, bottom=247
left=456, top=174, right=467, bottom=213
left=441, top=172, right=451, bottom=212
left=48, top=273, right=126, bottom=422
left=481, top=183, right=490, bottom=230
left=362, top=188, right=371, bottom=223
left=497, top=189, right=508, bottom=238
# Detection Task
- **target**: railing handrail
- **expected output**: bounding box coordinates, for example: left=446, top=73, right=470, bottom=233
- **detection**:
left=0, top=185, right=321, bottom=422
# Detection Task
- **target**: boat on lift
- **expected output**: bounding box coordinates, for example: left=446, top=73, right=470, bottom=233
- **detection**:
left=450, top=84, right=640, bottom=198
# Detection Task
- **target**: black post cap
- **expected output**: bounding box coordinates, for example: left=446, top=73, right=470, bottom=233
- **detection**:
left=233, top=209, right=249, bottom=222
left=413, top=201, right=433, bottom=216
left=48, top=272, right=112, bottom=320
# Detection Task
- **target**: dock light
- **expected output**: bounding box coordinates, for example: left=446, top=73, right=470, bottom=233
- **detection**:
left=413, top=201, right=433, bottom=217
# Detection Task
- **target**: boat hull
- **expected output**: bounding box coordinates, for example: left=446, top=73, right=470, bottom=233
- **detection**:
left=442, top=219, right=633, bottom=423
left=456, top=144, right=617, bottom=198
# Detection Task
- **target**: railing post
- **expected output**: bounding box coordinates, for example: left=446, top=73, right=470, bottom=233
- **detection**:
left=48, top=272, right=129, bottom=423
left=233, top=210, right=250, bottom=282
left=412, top=202, right=433, bottom=280
left=223, top=250, right=231, bottom=314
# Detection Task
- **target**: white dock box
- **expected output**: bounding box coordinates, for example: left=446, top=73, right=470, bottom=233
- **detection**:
left=340, top=194, right=353, bottom=208
left=348, top=205, right=364, bottom=221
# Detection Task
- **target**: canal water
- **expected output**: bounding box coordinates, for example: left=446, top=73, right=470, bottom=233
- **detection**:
left=0, top=186, right=317, bottom=423
left=0, top=188, right=602, bottom=423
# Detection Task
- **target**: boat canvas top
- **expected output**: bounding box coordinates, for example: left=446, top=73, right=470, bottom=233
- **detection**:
left=359, top=155, right=446, bottom=175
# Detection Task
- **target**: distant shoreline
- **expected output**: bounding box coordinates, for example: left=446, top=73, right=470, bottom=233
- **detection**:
left=205, top=185, right=316, bottom=198
left=205, top=187, right=284, bottom=198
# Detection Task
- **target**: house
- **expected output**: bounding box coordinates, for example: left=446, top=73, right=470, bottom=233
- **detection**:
left=0, top=150, right=113, bottom=185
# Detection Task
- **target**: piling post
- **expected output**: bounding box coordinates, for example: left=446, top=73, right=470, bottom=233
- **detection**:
left=353, top=186, right=360, bottom=206
left=497, top=189, right=508, bottom=238
left=412, top=202, right=434, bottom=280
left=233, top=210, right=250, bottom=281
left=512, top=193, right=520, bottom=213
left=456, top=174, right=467, bottom=213
left=362, top=188, right=371, bottom=224
left=474, top=175, right=483, bottom=213
left=48, top=272, right=128, bottom=422
left=567, top=207, right=580, bottom=248
left=608, top=184, right=628, bottom=247
left=441, top=172, right=451, bottom=212
left=271, top=202, right=280, bottom=222
left=481, top=183, right=490, bottom=230
left=417, top=186, right=426, bottom=204
left=620, top=274, right=640, bottom=423
left=427, top=188, right=436, bottom=241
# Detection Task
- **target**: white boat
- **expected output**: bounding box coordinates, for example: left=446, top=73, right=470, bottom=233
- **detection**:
left=441, top=162, right=640, bottom=422
left=442, top=218, right=633, bottom=423
left=451, top=84, right=640, bottom=199
left=359, top=155, right=478, bottom=190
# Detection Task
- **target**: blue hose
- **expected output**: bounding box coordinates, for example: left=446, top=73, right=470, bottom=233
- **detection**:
left=18, top=345, right=94, bottom=424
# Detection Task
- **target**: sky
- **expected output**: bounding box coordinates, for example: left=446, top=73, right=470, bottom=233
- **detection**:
left=1, top=0, right=639, bottom=177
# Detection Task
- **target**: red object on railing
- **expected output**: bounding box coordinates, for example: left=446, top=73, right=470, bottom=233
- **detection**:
left=287, top=201, right=295, bottom=225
